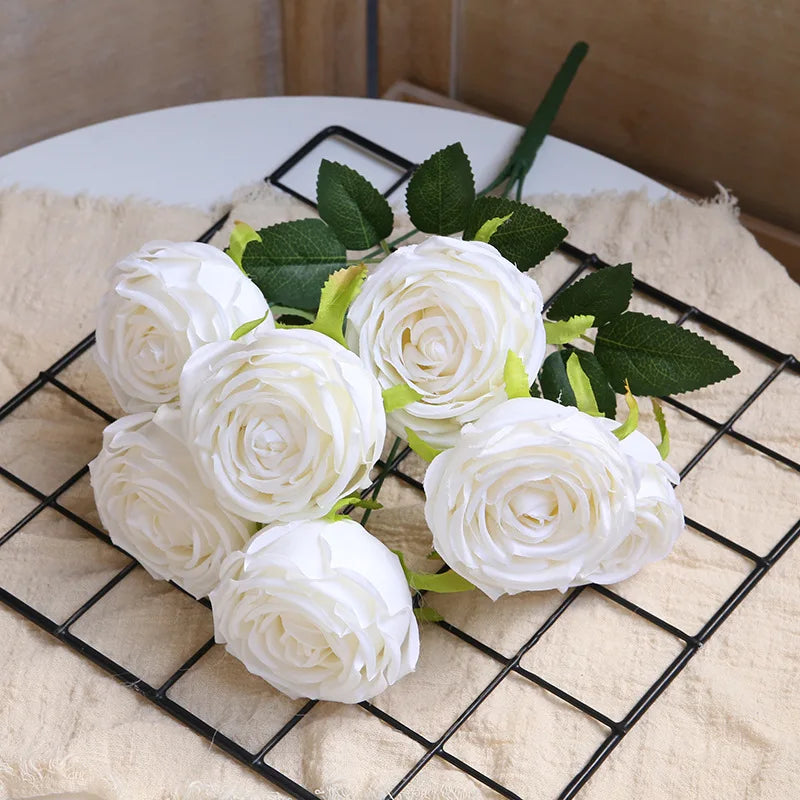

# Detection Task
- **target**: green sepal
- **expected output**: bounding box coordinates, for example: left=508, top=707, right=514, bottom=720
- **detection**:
left=406, top=143, right=475, bottom=234
left=544, top=314, right=595, bottom=345
left=504, top=350, right=531, bottom=399
left=324, top=495, right=383, bottom=521
left=565, top=352, right=602, bottom=416
left=548, top=263, right=633, bottom=327
left=414, top=607, right=444, bottom=623
left=231, top=311, right=270, bottom=341
left=269, top=305, right=316, bottom=323
left=613, top=381, right=640, bottom=441
left=225, top=220, right=261, bottom=271
left=474, top=214, right=512, bottom=243
left=405, top=427, right=442, bottom=463
left=308, top=263, right=366, bottom=346
left=393, top=550, right=475, bottom=594
left=651, top=399, right=670, bottom=459
left=241, top=218, right=346, bottom=310
left=316, top=160, right=393, bottom=250
left=382, top=383, right=423, bottom=414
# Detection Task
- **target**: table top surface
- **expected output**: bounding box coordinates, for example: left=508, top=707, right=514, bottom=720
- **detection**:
left=0, top=96, right=669, bottom=209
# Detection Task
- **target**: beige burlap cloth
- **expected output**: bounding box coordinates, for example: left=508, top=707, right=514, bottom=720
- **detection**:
left=0, top=183, right=798, bottom=800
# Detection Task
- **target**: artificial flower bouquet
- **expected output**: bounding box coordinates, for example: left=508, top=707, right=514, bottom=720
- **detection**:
left=88, top=46, right=739, bottom=705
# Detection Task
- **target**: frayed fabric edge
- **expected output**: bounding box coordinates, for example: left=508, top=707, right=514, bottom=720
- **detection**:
left=0, top=757, right=119, bottom=800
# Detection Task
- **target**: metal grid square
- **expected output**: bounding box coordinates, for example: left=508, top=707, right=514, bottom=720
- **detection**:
left=0, top=128, right=797, bottom=800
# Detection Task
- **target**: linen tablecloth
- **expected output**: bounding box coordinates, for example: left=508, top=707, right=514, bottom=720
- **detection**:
left=0, top=183, right=798, bottom=800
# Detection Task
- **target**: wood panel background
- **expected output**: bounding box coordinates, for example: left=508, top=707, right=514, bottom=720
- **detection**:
left=281, top=0, right=799, bottom=271
left=0, top=0, right=283, bottom=156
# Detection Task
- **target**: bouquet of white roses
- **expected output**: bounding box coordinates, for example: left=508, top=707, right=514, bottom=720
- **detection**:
left=89, top=44, right=738, bottom=705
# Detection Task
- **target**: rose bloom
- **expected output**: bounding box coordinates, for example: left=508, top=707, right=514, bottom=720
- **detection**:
left=345, top=235, right=546, bottom=449
left=179, top=328, right=385, bottom=523
left=210, top=518, right=420, bottom=703
left=89, top=406, right=256, bottom=598
left=582, top=428, right=684, bottom=585
left=424, top=398, right=638, bottom=598
left=95, top=240, right=270, bottom=413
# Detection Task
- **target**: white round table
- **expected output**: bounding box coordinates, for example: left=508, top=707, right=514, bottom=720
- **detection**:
left=1, top=96, right=667, bottom=800
left=0, top=97, right=668, bottom=209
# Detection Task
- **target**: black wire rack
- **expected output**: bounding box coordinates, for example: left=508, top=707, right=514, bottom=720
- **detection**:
left=1, top=126, right=798, bottom=800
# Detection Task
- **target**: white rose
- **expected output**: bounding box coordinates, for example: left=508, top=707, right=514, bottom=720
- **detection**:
left=582, top=429, right=684, bottom=585
left=96, top=240, right=270, bottom=413
left=210, top=518, right=420, bottom=703
left=179, top=328, right=386, bottom=523
left=424, top=397, right=638, bottom=598
left=345, top=235, right=546, bottom=449
left=88, top=406, right=256, bottom=598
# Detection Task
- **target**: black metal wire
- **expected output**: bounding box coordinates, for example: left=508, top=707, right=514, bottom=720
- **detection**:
left=0, top=127, right=797, bottom=800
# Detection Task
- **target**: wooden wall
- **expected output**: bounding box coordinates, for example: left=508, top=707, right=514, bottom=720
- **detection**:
left=0, top=0, right=283, bottom=156
left=282, top=0, right=799, bottom=242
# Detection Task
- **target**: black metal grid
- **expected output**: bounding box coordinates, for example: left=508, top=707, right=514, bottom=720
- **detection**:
left=0, top=127, right=798, bottom=800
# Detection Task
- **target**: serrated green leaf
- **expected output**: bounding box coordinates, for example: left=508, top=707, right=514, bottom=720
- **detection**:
left=504, top=350, right=531, bottom=399
left=225, top=220, right=261, bottom=270
left=414, top=607, right=444, bottom=623
left=316, top=160, right=393, bottom=250
left=463, top=196, right=566, bottom=269
left=544, top=314, right=595, bottom=345
left=595, top=312, right=740, bottom=396
left=539, top=351, right=576, bottom=406
left=405, top=427, right=442, bottom=463
left=406, top=143, right=475, bottom=234
left=393, top=550, right=474, bottom=594
left=310, top=263, right=366, bottom=346
left=651, top=399, right=670, bottom=459
left=474, top=214, right=512, bottom=243
left=241, top=218, right=346, bottom=310
left=383, top=383, right=423, bottom=413
left=231, top=311, right=270, bottom=341
left=548, top=263, right=633, bottom=327
left=613, top=381, right=639, bottom=440
left=561, top=349, right=616, bottom=418
left=565, top=352, right=601, bottom=416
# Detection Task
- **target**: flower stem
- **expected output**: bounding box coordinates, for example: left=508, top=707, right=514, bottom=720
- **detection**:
left=580, top=334, right=596, bottom=345
left=379, top=239, right=392, bottom=256
left=361, top=436, right=403, bottom=527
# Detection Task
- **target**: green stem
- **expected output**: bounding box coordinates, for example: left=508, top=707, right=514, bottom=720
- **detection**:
left=361, top=436, right=403, bottom=526
left=580, top=334, right=596, bottom=345
left=379, top=239, right=392, bottom=256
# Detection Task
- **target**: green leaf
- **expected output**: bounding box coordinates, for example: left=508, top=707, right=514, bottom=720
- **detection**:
left=309, top=263, right=366, bottom=346
left=565, top=352, right=601, bottom=416
left=405, top=427, right=442, bottom=463
left=548, top=263, right=633, bottom=327
left=406, top=143, right=475, bottom=234
left=561, top=349, right=616, bottom=418
left=383, top=383, right=423, bottom=414
left=225, top=220, right=261, bottom=270
left=316, top=160, right=393, bottom=250
left=504, top=350, right=531, bottom=399
left=651, top=399, right=670, bottom=459
left=269, top=305, right=316, bottom=323
left=544, top=314, right=595, bottom=345
left=463, top=196, right=567, bottom=269
left=414, top=607, right=444, bottom=623
left=613, top=381, right=639, bottom=440
left=231, top=311, right=270, bottom=341
left=474, top=214, right=512, bottom=243
left=241, top=219, right=346, bottom=310
left=324, top=495, right=382, bottom=521
left=539, top=351, right=576, bottom=406
left=393, top=550, right=475, bottom=594
left=595, top=312, right=740, bottom=396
